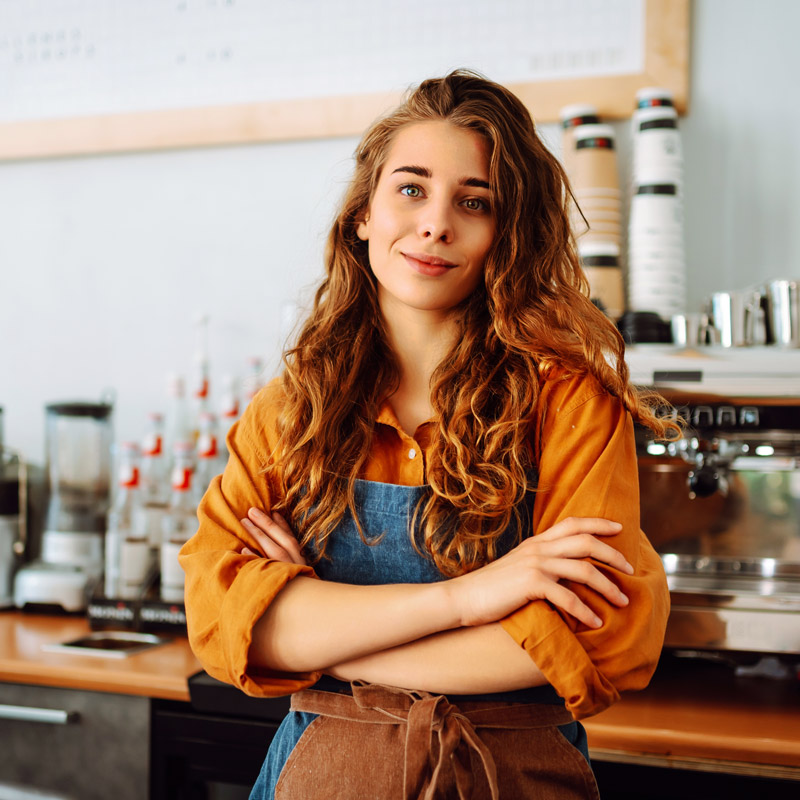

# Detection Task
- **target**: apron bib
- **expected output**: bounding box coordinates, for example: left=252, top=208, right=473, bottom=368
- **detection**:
left=250, top=479, right=599, bottom=799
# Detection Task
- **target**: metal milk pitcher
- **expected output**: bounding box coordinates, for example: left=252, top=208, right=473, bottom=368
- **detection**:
left=708, top=290, right=762, bottom=347
left=764, top=280, right=800, bottom=347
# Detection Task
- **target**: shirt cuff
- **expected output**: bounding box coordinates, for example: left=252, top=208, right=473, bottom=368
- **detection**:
left=218, top=558, right=321, bottom=697
left=500, top=602, right=620, bottom=719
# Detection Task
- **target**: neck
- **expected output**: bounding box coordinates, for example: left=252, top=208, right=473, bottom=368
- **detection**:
left=379, top=296, right=459, bottom=434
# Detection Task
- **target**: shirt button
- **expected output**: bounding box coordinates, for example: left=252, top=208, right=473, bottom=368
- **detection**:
left=408, top=448, right=416, bottom=460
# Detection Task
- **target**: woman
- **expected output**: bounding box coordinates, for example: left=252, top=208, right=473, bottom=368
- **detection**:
left=180, top=70, right=677, bottom=799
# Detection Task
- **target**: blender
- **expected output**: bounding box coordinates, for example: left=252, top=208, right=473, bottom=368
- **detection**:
left=14, top=402, right=113, bottom=611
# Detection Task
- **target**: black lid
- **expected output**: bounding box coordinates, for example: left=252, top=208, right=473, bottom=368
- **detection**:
left=636, top=183, right=678, bottom=196
left=617, top=311, right=672, bottom=344
left=0, top=475, right=19, bottom=515
left=46, top=402, right=113, bottom=419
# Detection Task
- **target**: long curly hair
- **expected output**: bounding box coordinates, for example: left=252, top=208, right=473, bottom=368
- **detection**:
left=268, top=69, right=679, bottom=576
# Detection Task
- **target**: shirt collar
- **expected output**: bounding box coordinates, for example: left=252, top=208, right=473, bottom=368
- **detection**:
left=375, top=398, right=434, bottom=439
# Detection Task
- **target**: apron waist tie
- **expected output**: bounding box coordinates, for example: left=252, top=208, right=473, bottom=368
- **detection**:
left=290, top=681, right=573, bottom=800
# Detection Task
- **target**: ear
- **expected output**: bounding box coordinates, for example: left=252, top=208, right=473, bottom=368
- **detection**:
left=356, top=212, right=370, bottom=241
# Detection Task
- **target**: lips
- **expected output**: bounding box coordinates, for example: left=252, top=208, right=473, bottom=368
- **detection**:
left=402, top=252, right=457, bottom=276
left=403, top=252, right=456, bottom=267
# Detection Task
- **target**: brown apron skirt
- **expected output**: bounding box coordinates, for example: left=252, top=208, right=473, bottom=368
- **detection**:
left=274, top=681, right=600, bottom=799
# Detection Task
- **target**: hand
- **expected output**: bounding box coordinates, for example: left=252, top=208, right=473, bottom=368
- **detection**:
left=447, top=517, right=633, bottom=630
left=240, top=508, right=308, bottom=566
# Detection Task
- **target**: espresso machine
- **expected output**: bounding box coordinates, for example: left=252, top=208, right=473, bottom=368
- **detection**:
left=14, top=402, right=113, bottom=612
left=628, top=345, right=800, bottom=658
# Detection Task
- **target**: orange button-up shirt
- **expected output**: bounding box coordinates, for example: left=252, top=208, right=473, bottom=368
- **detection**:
left=179, top=367, right=669, bottom=720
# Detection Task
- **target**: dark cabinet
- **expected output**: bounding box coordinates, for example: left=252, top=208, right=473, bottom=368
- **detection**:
left=150, top=672, right=290, bottom=799
left=0, top=682, right=149, bottom=800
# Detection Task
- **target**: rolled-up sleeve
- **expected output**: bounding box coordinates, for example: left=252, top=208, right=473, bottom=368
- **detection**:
left=500, top=372, right=669, bottom=719
left=179, top=380, right=321, bottom=697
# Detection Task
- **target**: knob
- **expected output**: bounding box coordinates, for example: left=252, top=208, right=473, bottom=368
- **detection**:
left=688, top=465, right=719, bottom=498
left=740, top=406, right=759, bottom=426
left=692, top=406, right=714, bottom=428
left=717, top=406, right=737, bottom=427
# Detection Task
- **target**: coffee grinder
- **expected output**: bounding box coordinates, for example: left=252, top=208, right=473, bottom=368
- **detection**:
left=14, top=402, right=113, bottom=611
left=0, top=407, right=27, bottom=608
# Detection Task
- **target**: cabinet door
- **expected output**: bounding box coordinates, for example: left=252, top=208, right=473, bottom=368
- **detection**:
left=0, top=682, right=149, bottom=800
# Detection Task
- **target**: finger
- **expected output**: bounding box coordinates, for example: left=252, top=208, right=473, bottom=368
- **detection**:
left=270, top=511, right=293, bottom=533
left=241, top=516, right=307, bottom=566
left=241, top=546, right=258, bottom=557
left=247, top=508, right=304, bottom=561
left=543, top=582, right=603, bottom=629
left=539, top=534, right=634, bottom=575
left=542, top=557, right=629, bottom=607
left=240, top=518, right=295, bottom=563
left=536, top=517, right=622, bottom=541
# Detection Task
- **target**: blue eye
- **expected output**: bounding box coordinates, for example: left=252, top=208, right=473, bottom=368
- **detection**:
left=400, top=184, right=421, bottom=198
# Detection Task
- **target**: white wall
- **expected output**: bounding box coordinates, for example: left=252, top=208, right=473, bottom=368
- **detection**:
left=2, top=0, right=799, bottom=465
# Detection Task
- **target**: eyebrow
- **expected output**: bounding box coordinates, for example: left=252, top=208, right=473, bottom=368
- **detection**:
left=390, top=165, right=491, bottom=191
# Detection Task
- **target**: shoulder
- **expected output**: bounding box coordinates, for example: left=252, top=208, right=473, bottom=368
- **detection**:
left=248, top=375, right=288, bottom=416
left=532, top=365, right=633, bottom=463
left=230, top=376, right=287, bottom=455
left=536, top=363, right=617, bottom=417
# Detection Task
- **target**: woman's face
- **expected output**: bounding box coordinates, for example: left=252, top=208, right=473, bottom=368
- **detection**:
left=357, top=121, right=495, bottom=318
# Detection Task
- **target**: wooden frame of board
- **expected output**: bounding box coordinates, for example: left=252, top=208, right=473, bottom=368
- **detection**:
left=0, top=0, right=689, bottom=161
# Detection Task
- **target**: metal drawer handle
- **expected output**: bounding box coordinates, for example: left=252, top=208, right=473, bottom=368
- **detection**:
left=0, top=703, right=80, bottom=724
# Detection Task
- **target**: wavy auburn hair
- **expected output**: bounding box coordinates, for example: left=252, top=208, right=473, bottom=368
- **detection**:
left=268, top=70, right=678, bottom=576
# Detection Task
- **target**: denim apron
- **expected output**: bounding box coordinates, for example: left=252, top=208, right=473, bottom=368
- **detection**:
left=249, top=479, right=593, bottom=799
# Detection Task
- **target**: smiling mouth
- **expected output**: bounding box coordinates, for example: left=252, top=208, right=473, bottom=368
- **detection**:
left=402, top=252, right=457, bottom=268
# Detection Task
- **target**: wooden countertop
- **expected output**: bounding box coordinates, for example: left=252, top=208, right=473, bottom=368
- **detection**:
left=1, top=611, right=798, bottom=777
left=584, top=655, right=800, bottom=778
left=0, top=610, right=200, bottom=702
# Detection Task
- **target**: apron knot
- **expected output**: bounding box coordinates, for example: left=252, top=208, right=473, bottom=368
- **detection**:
left=351, top=682, right=499, bottom=800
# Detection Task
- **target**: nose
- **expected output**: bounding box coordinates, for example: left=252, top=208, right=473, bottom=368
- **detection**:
left=416, top=197, right=453, bottom=243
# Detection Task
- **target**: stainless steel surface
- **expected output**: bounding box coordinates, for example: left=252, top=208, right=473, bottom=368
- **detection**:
left=709, top=290, right=762, bottom=347
left=662, top=554, right=800, bottom=581
left=664, top=605, right=800, bottom=654
left=40, top=630, right=169, bottom=659
left=635, top=348, right=800, bottom=655
left=765, top=279, right=800, bottom=348
left=0, top=704, right=78, bottom=725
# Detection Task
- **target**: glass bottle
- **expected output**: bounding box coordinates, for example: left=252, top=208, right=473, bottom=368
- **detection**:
left=140, top=412, right=168, bottom=505
left=140, top=411, right=169, bottom=556
left=194, top=412, right=225, bottom=508
left=218, top=374, right=240, bottom=443
left=104, top=442, right=150, bottom=600
left=165, top=373, right=192, bottom=464
left=160, top=441, right=196, bottom=603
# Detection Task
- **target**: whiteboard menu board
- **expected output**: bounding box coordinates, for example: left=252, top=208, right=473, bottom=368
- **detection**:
left=0, top=0, right=689, bottom=159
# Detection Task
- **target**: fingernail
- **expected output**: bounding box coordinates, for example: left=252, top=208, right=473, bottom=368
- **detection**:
left=592, top=615, right=603, bottom=628
left=619, top=593, right=629, bottom=605
left=610, top=522, right=623, bottom=529
left=241, top=518, right=254, bottom=529
left=624, top=562, right=634, bottom=574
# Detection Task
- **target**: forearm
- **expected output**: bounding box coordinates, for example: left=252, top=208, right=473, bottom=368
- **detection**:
left=326, top=622, right=547, bottom=695
left=250, top=576, right=460, bottom=673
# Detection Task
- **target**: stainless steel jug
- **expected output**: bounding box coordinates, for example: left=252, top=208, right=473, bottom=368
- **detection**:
left=708, top=290, right=762, bottom=347
left=764, top=279, right=800, bottom=348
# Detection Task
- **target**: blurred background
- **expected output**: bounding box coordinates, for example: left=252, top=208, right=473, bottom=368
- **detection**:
left=1, top=0, right=798, bottom=465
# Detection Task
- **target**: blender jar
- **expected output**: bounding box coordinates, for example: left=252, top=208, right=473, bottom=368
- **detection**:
left=42, top=402, right=113, bottom=571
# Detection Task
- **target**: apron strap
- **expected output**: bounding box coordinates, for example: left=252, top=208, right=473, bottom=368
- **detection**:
left=291, top=681, right=572, bottom=800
